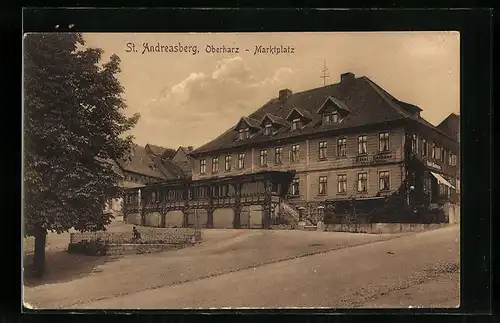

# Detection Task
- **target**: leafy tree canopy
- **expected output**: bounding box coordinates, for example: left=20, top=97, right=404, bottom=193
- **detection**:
left=24, top=33, right=140, bottom=237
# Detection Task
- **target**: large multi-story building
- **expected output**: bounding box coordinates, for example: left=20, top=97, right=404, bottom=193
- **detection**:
left=123, top=72, right=459, bottom=228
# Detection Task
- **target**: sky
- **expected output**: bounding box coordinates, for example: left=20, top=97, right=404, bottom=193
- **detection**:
left=83, top=32, right=460, bottom=150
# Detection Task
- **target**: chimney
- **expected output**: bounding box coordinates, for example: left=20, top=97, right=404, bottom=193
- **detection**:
left=278, top=89, right=293, bottom=101
left=187, top=146, right=194, bottom=151
left=340, top=72, right=355, bottom=84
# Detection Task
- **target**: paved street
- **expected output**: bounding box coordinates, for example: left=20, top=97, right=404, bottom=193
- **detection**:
left=24, top=224, right=458, bottom=309
left=71, top=225, right=459, bottom=309
left=24, top=226, right=403, bottom=308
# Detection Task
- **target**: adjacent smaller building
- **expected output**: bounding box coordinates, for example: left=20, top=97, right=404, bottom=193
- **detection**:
left=436, top=112, right=460, bottom=195
left=104, top=143, right=193, bottom=219
left=171, top=146, right=195, bottom=180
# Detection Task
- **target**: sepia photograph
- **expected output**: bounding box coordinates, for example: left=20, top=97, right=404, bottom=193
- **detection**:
left=23, top=31, right=460, bottom=310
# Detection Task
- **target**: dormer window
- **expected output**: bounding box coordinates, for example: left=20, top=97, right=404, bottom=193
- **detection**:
left=317, top=96, right=350, bottom=125
left=291, top=118, right=301, bottom=131
left=238, top=128, right=250, bottom=140
left=235, top=117, right=261, bottom=141
left=323, top=111, right=338, bottom=125
left=285, top=107, right=312, bottom=131
left=264, top=124, right=272, bottom=136
left=259, top=113, right=289, bottom=135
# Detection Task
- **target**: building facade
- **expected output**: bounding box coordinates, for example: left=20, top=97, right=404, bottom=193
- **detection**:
left=187, top=72, right=459, bottom=224
left=123, top=72, right=459, bottom=228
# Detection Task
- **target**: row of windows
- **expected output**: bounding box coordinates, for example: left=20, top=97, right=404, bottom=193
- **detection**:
left=201, top=154, right=246, bottom=174
left=200, top=132, right=391, bottom=174
left=134, top=183, right=282, bottom=203
left=411, top=134, right=458, bottom=166
left=289, top=171, right=391, bottom=197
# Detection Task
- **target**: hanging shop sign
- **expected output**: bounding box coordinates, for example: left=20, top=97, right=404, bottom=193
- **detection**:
left=426, top=160, right=442, bottom=170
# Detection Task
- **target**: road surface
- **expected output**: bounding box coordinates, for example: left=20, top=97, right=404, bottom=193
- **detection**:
left=71, top=225, right=459, bottom=309
left=25, top=227, right=401, bottom=308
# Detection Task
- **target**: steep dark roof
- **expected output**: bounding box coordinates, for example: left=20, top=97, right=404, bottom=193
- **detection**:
left=149, top=155, right=187, bottom=180
left=178, top=146, right=194, bottom=155
left=145, top=143, right=176, bottom=159
left=192, top=75, right=452, bottom=155
left=117, top=145, right=168, bottom=179
left=236, top=116, right=262, bottom=130
left=317, top=96, right=351, bottom=114
left=163, top=149, right=177, bottom=159
left=261, top=113, right=289, bottom=127
left=437, top=113, right=460, bottom=139
left=438, top=113, right=460, bottom=129
left=285, top=106, right=313, bottom=121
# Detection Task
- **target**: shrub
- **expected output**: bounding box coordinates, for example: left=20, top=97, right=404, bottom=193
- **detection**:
left=68, top=240, right=109, bottom=256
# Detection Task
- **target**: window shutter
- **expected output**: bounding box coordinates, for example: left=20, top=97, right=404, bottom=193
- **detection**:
left=289, top=150, right=292, bottom=161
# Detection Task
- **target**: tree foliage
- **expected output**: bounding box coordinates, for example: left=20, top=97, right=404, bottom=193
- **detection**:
left=23, top=33, right=139, bottom=242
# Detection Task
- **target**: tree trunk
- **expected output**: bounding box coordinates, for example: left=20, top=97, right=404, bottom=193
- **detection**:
left=32, top=229, right=47, bottom=278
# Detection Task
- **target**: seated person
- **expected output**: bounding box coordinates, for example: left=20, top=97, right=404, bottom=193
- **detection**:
left=132, top=226, right=141, bottom=240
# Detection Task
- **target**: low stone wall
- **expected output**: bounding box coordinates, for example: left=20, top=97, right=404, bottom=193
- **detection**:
left=325, top=223, right=449, bottom=234
left=68, top=227, right=202, bottom=256
left=70, top=227, right=202, bottom=245
left=106, top=243, right=193, bottom=256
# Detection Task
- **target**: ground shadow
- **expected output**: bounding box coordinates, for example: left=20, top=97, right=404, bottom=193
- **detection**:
left=23, top=250, right=121, bottom=287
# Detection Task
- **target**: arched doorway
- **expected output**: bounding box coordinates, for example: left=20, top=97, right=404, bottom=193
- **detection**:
left=165, top=210, right=184, bottom=228
left=213, top=208, right=234, bottom=229
left=249, top=205, right=263, bottom=228
left=145, top=212, right=162, bottom=227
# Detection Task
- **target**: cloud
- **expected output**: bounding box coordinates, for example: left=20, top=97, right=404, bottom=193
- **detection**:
left=212, top=56, right=255, bottom=82
left=139, top=56, right=295, bottom=147
left=255, top=67, right=295, bottom=87
left=402, top=33, right=456, bottom=58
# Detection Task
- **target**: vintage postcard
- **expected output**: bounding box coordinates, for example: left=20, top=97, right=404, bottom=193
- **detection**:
left=23, top=31, right=460, bottom=309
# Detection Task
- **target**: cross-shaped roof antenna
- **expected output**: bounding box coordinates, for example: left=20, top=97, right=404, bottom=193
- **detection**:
left=320, top=60, right=330, bottom=87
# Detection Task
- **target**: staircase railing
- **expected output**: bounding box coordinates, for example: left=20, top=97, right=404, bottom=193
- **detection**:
left=277, top=202, right=300, bottom=227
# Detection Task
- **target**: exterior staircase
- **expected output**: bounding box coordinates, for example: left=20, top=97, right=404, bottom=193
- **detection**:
left=277, top=202, right=300, bottom=228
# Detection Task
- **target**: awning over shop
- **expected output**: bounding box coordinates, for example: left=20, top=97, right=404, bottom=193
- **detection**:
left=430, top=171, right=456, bottom=189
